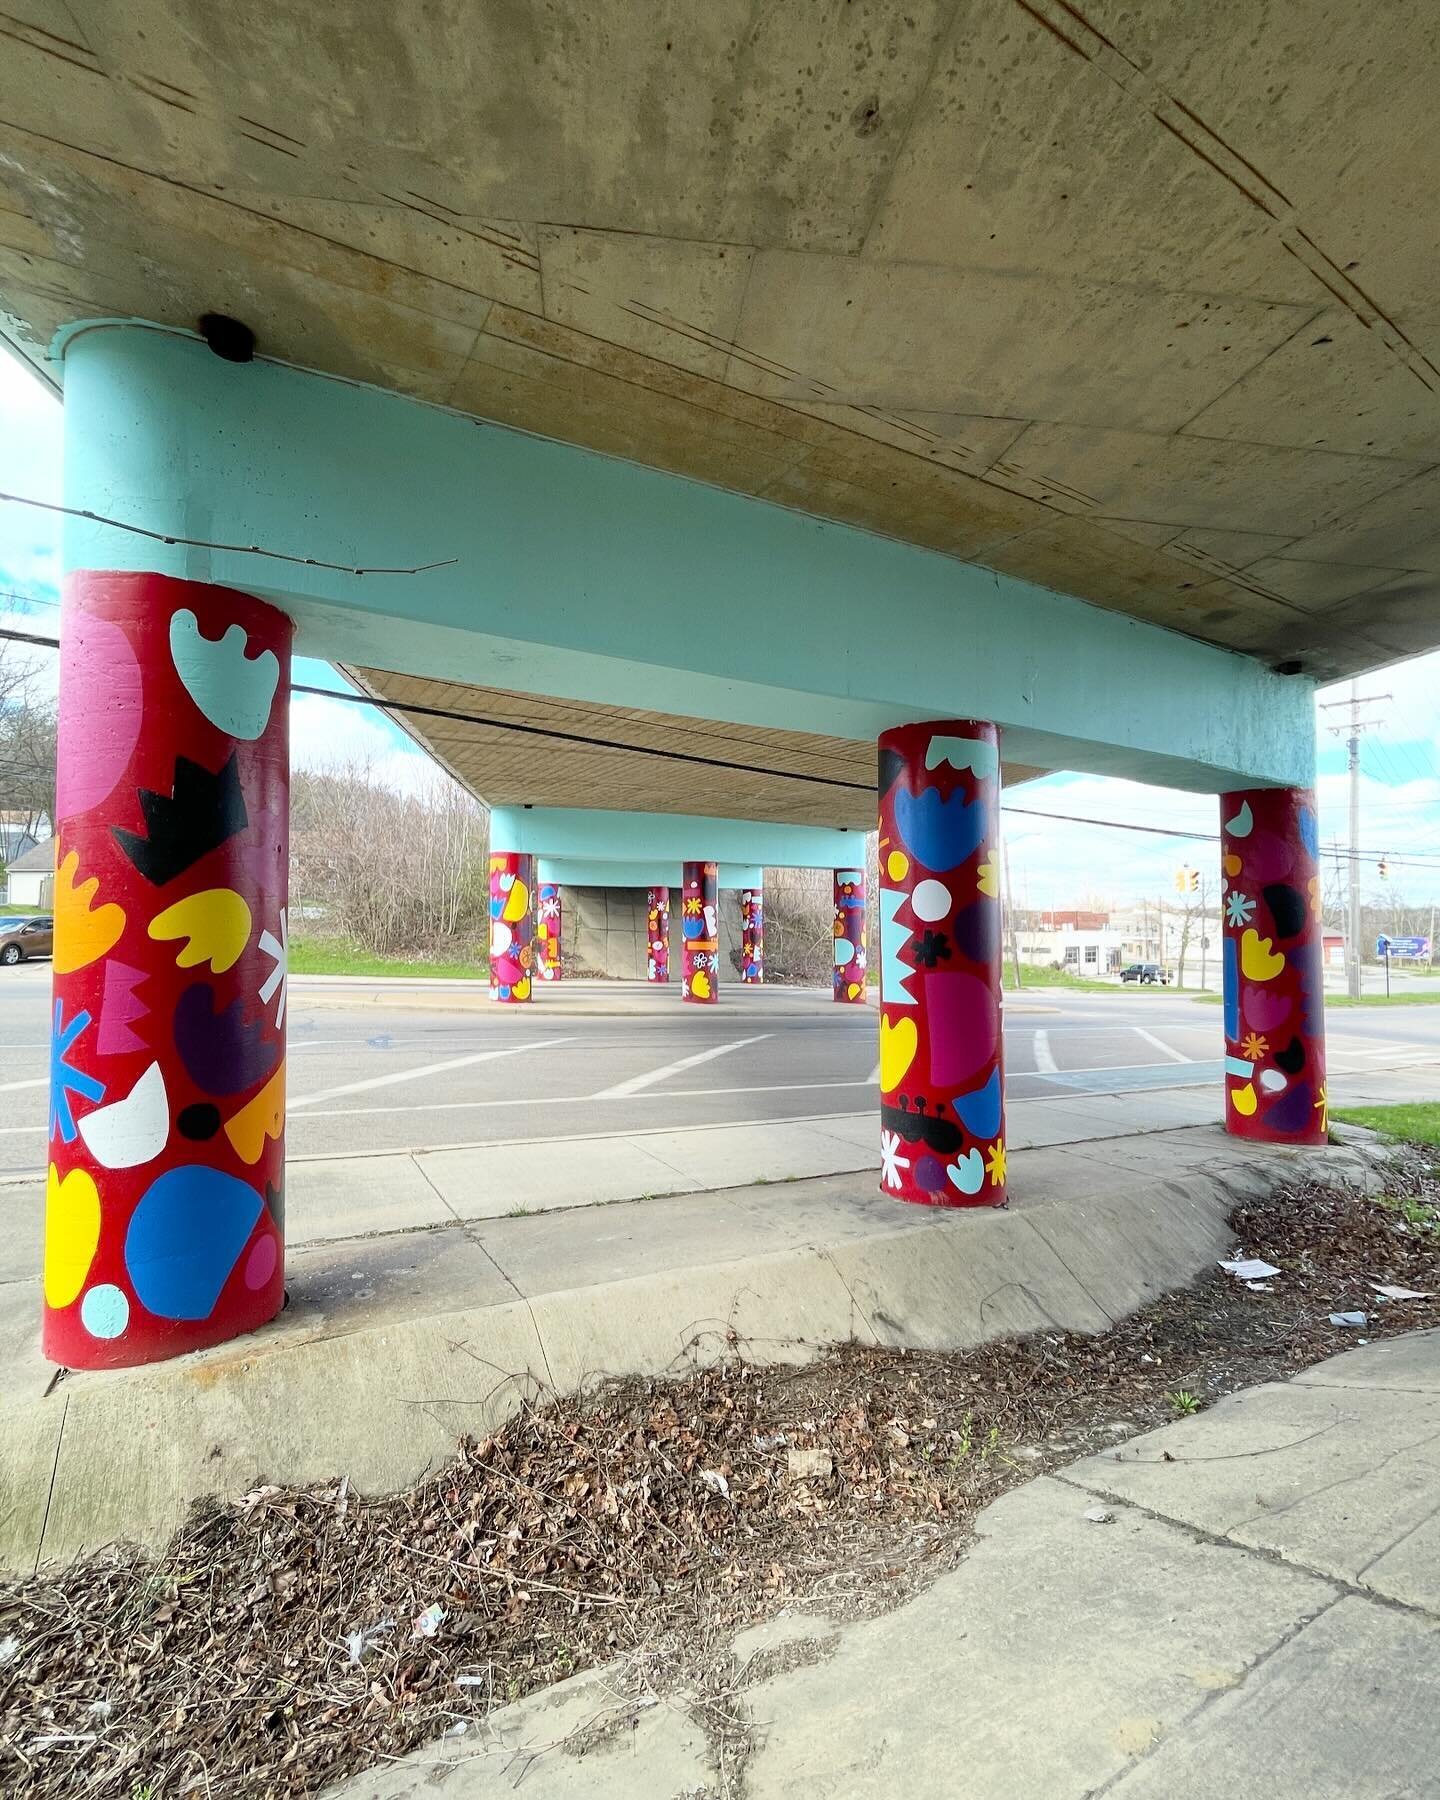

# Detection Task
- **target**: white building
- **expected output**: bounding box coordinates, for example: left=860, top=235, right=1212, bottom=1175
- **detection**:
left=3, top=837, right=53, bottom=907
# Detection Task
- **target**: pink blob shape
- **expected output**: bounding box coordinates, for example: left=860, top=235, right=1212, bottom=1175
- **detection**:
left=1237, top=829, right=1295, bottom=886
left=56, top=608, right=143, bottom=822
left=921, top=970, right=999, bottom=1090
left=244, top=1232, right=278, bottom=1291
left=1243, top=984, right=1292, bottom=1034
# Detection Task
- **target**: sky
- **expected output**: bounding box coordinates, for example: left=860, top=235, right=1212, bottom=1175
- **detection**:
left=2, top=344, right=1437, bottom=906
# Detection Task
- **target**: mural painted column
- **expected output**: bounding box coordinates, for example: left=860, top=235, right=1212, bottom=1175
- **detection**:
left=740, top=886, right=764, bottom=983
left=536, top=881, right=563, bottom=982
left=44, top=570, right=291, bottom=1371
left=489, top=853, right=534, bottom=1002
left=877, top=721, right=1006, bottom=1207
left=1220, top=787, right=1327, bottom=1143
left=681, top=861, right=719, bottom=1003
left=646, top=886, right=671, bottom=983
left=833, top=868, right=867, bottom=1002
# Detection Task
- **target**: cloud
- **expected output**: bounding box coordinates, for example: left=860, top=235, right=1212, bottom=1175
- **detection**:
left=288, top=690, right=447, bottom=798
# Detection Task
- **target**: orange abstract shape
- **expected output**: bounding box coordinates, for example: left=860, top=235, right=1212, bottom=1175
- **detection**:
left=44, top=1164, right=101, bottom=1308
left=224, top=1063, right=285, bottom=1166
left=1223, top=854, right=1242, bottom=878
left=54, top=850, right=126, bottom=974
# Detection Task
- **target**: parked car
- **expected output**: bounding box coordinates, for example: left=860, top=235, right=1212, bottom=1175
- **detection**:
left=0, top=915, right=53, bottom=964
left=1119, top=961, right=1169, bottom=985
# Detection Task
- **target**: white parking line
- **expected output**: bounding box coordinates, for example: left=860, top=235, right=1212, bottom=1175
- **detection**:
left=1032, top=1030, right=1057, bottom=1074
left=592, top=1034, right=772, bottom=1100
left=289, top=1040, right=575, bottom=1109
left=867, top=1060, right=881, bottom=1084
left=1131, top=1026, right=1190, bottom=1064
left=0, top=1076, right=47, bottom=1093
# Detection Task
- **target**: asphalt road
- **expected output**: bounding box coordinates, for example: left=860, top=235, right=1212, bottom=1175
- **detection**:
left=3, top=962, right=1437, bottom=1178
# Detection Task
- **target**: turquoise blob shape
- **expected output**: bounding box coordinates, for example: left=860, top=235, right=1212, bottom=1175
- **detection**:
left=80, top=1282, right=130, bottom=1340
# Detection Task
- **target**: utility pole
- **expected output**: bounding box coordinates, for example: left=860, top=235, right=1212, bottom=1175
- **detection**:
left=1002, top=836, right=1023, bottom=992
left=1320, top=683, right=1390, bottom=1001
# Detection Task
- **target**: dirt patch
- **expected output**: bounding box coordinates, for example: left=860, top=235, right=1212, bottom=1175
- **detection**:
left=3, top=1155, right=1437, bottom=1798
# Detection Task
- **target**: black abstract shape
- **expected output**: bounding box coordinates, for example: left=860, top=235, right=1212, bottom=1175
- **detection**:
left=912, top=928, right=952, bottom=969
left=951, top=898, right=1000, bottom=966
left=265, top=1178, right=285, bottom=1234
left=177, top=1101, right=221, bottom=1140
left=878, top=745, right=906, bottom=797
left=113, top=752, right=248, bottom=886
left=1274, top=1035, right=1307, bottom=1076
left=174, top=981, right=279, bottom=1098
left=1262, top=882, right=1308, bottom=940
left=881, top=1096, right=963, bottom=1157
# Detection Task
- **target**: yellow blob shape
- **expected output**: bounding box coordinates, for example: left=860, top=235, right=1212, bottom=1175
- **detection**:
left=886, top=850, right=909, bottom=882
left=1223, top=853, right=1242, bottom=878
left=689, top=969, right=712, bottom=1000
left=501, top=878, right=530, bottom=924
left=879, top=1014, right=918, bottom=1093
left=149, top=887, right=253, bottom=973
left=44, top=1164, right=101, bottom=1308
left=512, top=975, right=532, bottom=1001
left=53, top=850, right=126, bottom=974
left=847, top=982, right=862, bottom=1000
left=976, top=855, right=999, bottom=898
left=224, top=1063, right=285, bottom=1166
left=1240, top=928, right=1286, bottom=982
left=1230, top=1082, right=1258, bottom=1117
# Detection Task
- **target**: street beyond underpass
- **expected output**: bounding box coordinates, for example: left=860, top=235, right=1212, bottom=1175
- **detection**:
left=2, top=964, right=1438, bottom=1176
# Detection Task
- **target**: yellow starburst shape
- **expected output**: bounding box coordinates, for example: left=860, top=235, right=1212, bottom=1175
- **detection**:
left=976, top=853, right=999, bottom=898
left=986, top=1139, right=1007, bottom=1187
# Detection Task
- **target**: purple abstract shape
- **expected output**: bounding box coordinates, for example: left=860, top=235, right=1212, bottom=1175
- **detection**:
left=1262, top=1081, right=1314, bottom=1136
left=1237, top=829, right=1295, bottom=886
left=913, top=1154, right=948, bottom=1195
left=97, top=960, right=150, bottom=1056
left=950, top=898, right=999, bottom=966
left=921, top=970, right=999, bottom=1090
left=174, top=982, right=279, bottom=1098
left=56, top=608, right=143, bottom=822
left=1242, top=984, right=1291, bottom=1034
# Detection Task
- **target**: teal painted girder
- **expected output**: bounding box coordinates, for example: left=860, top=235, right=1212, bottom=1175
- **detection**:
left=537, top=859, right=764, bottom=890
left=59, top=323, right=1315, bottom=795
left=497, top=807, right=859, bottom=871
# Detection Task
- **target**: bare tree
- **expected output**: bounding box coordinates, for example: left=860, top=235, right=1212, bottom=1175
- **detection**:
left=0, top=640, right=57, bottom=848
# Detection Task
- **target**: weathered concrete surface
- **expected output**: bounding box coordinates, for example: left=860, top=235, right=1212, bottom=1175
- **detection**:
left=330, top=1333, right=1440, bottom=1800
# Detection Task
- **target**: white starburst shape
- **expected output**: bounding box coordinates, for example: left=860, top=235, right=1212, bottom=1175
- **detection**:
left=879, top=1128, right=911, bottom=1191
left=258, top=906, right=289, bottom=1029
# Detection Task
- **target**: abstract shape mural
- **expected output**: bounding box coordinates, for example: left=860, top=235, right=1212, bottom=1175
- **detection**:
left=44, top=571, right=291, bottom=1371
left=489, top=852, right=534, bottom=1002
left=536, top=882, right=563, bottom=982
left=832, top=868, right=867, bottom=1003
left=1220, top=786, right=1326, bottom=1145
left=878, top=720, right=1005, bottom=1207
left=740, top=887, right=764, bottom=983
left=681, top=861, right=719, bottom=1004
left=646, top=886, right=671, bottom=983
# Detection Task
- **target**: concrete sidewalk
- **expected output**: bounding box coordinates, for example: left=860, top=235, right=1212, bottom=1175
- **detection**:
left=329, top=1330, right=1440, bottom=1800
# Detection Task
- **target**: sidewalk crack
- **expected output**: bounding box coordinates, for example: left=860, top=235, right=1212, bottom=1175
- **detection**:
left=34, top=1390, right=69, bottom=1573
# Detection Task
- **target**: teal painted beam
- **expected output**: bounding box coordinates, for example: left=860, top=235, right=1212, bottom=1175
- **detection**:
left=497, top=807, right=859, bottom=870
left=537, top=858, right=764, bottom=889
left=59, top=322, right=1315, bottom=794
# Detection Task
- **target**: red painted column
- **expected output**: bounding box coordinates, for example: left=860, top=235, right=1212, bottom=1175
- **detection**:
left=44, top=571, right=291, bottom=1370
left=681, top=861, right=719, bottom=1003
left=833, top=868, right=867, bottom=1002
left=1220, top=787, right=1327, bottom=1143
left=489, top=852, right=534, bottom=1002
left=536, top=881, right=562, bottom=982
left=740, top=886, right=764, bottom=983
left=877, top=721, right=1005, bottom=1206
left=646, top=886, right=671, bottom=983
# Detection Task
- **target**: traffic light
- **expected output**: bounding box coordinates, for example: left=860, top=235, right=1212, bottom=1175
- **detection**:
left=1378, top=857, right=1390, bottom=880
left=1173, top=866, right=1199, bottom=894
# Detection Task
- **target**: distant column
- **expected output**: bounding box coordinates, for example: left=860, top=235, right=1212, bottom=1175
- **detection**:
left=646, top=886, right=671, bottom=983
left=681, top=861, right=719, bottom=1003
left=488, top=852, right=534, bottom=1003
left=877, top=720, right=1005, bottom=1207
left=1220, top=787, right=1327, bottom=1143
left=536, top=881, right=562, bottom=982
left=740, top=886, right=764, bottom=983
left=832, top=868, right=867, bottom=1002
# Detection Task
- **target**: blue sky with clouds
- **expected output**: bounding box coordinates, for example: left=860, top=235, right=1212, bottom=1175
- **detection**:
left=3, top=345, right=1436, bottom=904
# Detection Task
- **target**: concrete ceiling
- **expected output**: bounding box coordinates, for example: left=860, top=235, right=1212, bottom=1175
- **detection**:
left=3, top=2, right=1439, bottom=681
left=344, top=667, right=1047, bottom=827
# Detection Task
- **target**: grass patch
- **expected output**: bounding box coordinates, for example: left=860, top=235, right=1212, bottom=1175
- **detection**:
left=1332, top=1102, right=1440, bottom=1147
left=1194, top=989, right=1440, bottom=1008
left=289, top=937, right=487, bottom=981
left=1002, top=965, right=1174, bottom=994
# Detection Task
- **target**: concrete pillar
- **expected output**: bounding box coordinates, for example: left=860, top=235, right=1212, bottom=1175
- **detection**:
left=536, top=881, right=562, bottom=982
left=877, top=720, right=1005, bottom=1206
left=1220, top=787, right=1328, bottom=1143
left=489, top=852, right=535, bottom=1002
left=833, top=868, right=867, bottom=1002
left=681, top=861, right=719, bottom=1003
left=740, top=886, right=764, bottom=983
left=44, top=570, right=291, bottom=1369
left=646, top=886, right=671, bottom=983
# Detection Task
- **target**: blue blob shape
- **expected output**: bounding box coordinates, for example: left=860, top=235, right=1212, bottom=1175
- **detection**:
left=681, top=911, right=706, bottom=941
left=125, top=1166, right=264, bottom=1321
left=952, top=1068, right=1002, bottom=1141
left=80, top=1282, right=129, bottom=1340
left=1223, top=936, right=1239, bottom=1042
left=893, top=785, right=987, bottom=873
left=1298, top=804, right=1319, bottom=861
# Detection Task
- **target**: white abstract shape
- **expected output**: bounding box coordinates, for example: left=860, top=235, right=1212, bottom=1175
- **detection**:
left=1259, top=1068, right=1287, bottom=1093
left=490, top=920, right=513, bottom=954
left=77, top=1061, right=169, bottom=1169
left=258, top=906, right=289, bottom=1030
left=910, top=878, right=952, bottom=923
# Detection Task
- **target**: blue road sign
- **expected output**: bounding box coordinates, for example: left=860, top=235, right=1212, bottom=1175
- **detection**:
left=1377, top=935, right=1431, bottom=958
